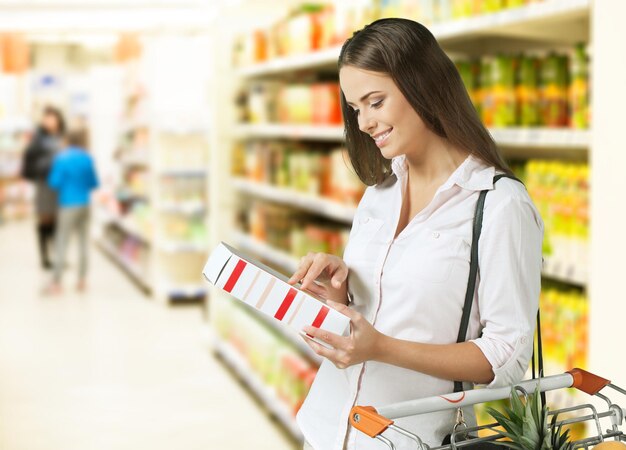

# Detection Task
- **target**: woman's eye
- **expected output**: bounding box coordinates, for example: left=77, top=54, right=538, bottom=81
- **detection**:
left=371, top=100, right=383, bottom=109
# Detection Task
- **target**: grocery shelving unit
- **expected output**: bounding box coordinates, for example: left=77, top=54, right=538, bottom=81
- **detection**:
left=152, top=129, right=210, bottom=304
left=96, top=60, right=155, bottom=294
left=0, top=118, right=32, bottom=224
left=206, top=0, right=626, bottom=440
left=210, top=329, right=304, bottom=441
left=95, top=36, right=213, bottom=304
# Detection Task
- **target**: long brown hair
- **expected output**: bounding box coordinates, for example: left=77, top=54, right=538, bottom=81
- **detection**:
left=339, top=18, right=512, bottom=186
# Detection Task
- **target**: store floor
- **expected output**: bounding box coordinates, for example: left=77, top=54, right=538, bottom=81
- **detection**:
left=0, top=221, right=297, bottom=450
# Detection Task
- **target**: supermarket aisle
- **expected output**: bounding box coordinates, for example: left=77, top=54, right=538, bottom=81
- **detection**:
left=0, top=221, right=296, bottom=450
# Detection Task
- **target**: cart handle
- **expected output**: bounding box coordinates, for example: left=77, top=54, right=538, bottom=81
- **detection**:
left=569, top=368, right=611, bottom=395
left=349, top=369, right=614, bottom=439
left=350, top=406, right=394, bottom=438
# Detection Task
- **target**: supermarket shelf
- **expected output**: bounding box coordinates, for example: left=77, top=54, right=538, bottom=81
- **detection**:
left=97, top=239, right=151, bottom=293
left=235, top=0, right=589, bottom=78
left=157, top=203, right=206, bottom=215
left=233, top=123, right=344, bottom=141
left=0, top=117, right=32, bottom=133
left=119, top=155, right=150, bottom=168
left=158, top=168, right=208, bottom=177
left=158, top=282, right=207, bottom=299
left=542, top=257, right=587, bottom=287
left=233, top=231, right=299, bottom=273
left=232, top=178, right=356, bottom=224
left=237, top=45, right=341, bottom=78
left=157, top=241, right=207, bottom=254
left=211, top=331, right=304, bottom=442
left=430, top=0, right=590, bottom=43
left=490, top=128, right=590, bottom=149
left=106, top=216, right=151, bottom=246
left=234, top=123, right=589, bottom=150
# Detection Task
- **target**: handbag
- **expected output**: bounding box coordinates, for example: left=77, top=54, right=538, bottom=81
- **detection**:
left=442, top=174, right=545, bottom=447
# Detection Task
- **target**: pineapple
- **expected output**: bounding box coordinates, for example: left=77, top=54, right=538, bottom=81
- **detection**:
left=485, top=386, right=573, bottom=450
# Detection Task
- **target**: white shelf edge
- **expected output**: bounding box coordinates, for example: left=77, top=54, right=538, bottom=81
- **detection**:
left=234, top=124, right=590, bottom=149
left=211, top=331, right=304, bottom=442
left=233, top=231, right=300, bottom=273
left=542, top=257, right=587, bottom=287
left=489, top=128, right=590, bottom=149
left=157, top=203, right=206, bottom=215
left=105, top=216, right=152, bottom=246
left=97, top=239, right=151, bottom=291
left=233, top=123, right=344, bottom=141
left=157, top=241, right=207, bottom=253
left=158, top=168, right=208, bottom=176
left=234, top=0, right=590, bottom=78
left=237, top=45, right=341, bottom=78
left=158, top=283, right=207, bottom=297
left=232, top=178, right=356, bottom=224
left=430, top=0, right=590, bottom=40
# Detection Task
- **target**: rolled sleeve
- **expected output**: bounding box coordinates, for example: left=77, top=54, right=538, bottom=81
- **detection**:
left=470, top=195, right=543, bottom=388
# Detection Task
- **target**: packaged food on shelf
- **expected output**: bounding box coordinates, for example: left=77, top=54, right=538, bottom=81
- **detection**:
left=232, top=0, right=548, bottom=67
left=569, top=43, right=589, bottom=129
left=160, top=214, right=208, bottom=245
left=540, top=52, right=569, bottom=128
left=157, top=133, right=208, bottom=169
left=160, top=175, right=206, bottom=209
left=236, top=141, right=364, bottom=207
left=212, top=297, right=319, bottom=416
left=240, top=199, right=350, bottom=260
left=541, top=282, right=588, bottom=372
left=456, top=44, right=590, bottom=129
left=203, top=242, right=351, bottom=344
left=311, top=83, right=342, bottom=125
left=512, top=159, right=589, bottom=283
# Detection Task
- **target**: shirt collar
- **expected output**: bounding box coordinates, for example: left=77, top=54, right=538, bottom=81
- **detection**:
left=390, top=154, right=496, bottom=192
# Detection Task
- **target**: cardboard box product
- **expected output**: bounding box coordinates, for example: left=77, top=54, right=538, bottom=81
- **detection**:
left=203, top=242, right=351, bottom=346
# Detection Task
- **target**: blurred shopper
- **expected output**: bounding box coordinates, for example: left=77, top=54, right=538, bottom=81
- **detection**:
left=21, top=106, right=66, bottom=269
left=45, top=128, right=99, bottom=294
left=290, top=18, right=543, bottom=450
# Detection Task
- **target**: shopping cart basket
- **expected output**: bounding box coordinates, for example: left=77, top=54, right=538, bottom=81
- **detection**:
left=349, top=368, right=626, bottom=450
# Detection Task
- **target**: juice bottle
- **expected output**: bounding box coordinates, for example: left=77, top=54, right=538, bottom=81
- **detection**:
left=517, top=56, right=540, bottom=126
left=569, top=43, right=589, bottom=129
left=540, top=53, right=568, bottom=127
left=492, top=55, right=516, bottom=127
left=480, top=57, right=494, bottom=126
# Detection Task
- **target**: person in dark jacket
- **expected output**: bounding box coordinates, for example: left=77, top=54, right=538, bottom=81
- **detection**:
left=21, top=106, right=66, bottom=269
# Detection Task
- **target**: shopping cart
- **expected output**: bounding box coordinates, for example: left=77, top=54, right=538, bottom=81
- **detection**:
left=349, top=369, right=626, bottom=450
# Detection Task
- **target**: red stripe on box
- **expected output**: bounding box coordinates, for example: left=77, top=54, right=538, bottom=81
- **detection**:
left=311, top=305, right=330, bottom=328
left=274, top=288, right=297, bottom=321
left=223, top=259, right=247, bottom=293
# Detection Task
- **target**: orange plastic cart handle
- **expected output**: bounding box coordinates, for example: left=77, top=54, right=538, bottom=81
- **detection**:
left=349, top=406, right=394, bottom=438
left=568, top=368, right=611, bottom=395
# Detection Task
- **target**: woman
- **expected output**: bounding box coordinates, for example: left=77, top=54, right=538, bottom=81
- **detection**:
left=289, top=19, right=543, bottom=449
left=21, top=106, right=66, bottom=269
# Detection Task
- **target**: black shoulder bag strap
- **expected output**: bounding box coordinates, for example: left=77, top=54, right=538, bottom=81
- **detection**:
left=453, top=174, right=545, bottom=406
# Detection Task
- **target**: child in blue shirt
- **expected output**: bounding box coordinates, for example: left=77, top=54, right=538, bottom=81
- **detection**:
left=46, top=128, right=99, bottom=294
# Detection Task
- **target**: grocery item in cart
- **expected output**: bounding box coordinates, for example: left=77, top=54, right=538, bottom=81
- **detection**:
left=203, top=242, right=351, bottom=347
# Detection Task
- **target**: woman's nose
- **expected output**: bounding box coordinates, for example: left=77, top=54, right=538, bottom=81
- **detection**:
left=358, top=112, right=376, bottom=134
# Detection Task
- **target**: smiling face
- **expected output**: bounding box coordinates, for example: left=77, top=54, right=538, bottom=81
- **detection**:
left=339, top=65, right=432, bottom=161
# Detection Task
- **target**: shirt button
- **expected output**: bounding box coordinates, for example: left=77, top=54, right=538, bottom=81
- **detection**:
left=361, top=217, right=370, bottom=224
left=433, top=232, right=440, bottom=239
left=520, top=336, right=528, bottom=344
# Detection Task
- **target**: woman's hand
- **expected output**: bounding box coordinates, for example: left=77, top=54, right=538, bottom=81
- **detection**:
left=302, top=300, right=385, bottom=369
left=287, top=252, right=349, bottom=305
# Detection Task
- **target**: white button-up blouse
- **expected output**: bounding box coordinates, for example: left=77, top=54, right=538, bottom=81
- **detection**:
left=296, top=154, right=544, bottom=449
